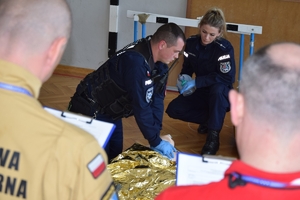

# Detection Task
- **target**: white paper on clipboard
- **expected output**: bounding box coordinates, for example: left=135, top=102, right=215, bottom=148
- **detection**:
left=176, top=152, right=236, bottom=186
left=44, top=107, right=115, bottom=148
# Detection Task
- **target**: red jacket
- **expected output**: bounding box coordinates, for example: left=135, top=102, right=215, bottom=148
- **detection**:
left=156, top=160, right=300, bottom=200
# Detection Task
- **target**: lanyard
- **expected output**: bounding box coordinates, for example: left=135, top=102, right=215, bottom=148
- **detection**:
left=229, top=172, right=300, bottom=189
left=0, top=82, right=33, bottom=97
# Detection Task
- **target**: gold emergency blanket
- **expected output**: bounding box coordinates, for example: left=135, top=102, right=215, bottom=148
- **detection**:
left=107, top=143, right=176, bottom=200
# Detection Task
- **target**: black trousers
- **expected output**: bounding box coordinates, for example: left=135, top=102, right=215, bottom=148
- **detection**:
left=166, top=83, right=230, bottom=131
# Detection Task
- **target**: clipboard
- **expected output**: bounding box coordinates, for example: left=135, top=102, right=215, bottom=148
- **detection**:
left=176, top=152, right=236, bottom=186
left=44, top=107, right=115, bottom=148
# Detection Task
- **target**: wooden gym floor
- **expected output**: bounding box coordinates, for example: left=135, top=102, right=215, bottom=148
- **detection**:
left=38, top=66, right=239, bottom=159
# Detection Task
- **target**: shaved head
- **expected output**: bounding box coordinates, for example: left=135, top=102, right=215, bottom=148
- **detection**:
left=0, top=0, right=71, bottom=53
left=240, top=42, right=300, bottom=133
left=268, top=43, right=300, bottom=70
left=0, top=0, right=72, bottom=82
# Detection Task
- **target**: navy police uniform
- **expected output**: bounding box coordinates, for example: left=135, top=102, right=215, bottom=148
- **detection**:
left=68, top=36, right=169, bottom=161
left=166, top=35, right=236, bottom=132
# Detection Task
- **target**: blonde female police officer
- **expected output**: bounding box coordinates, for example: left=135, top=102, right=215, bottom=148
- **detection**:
left=166, top=8, right=236, bottom=155
left=68, top=23, right=185, bottom=161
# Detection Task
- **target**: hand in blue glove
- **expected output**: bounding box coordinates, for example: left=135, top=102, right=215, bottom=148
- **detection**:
left=151, top=140, right=177, bottom=159
left=176, top=79, right=182, bottom=93
left=176, top=74, right=193, bottom=94
left=180, top=79, right=196, bottom=95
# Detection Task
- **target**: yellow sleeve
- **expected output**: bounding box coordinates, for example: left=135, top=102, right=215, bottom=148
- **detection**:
left=74, top=141, right=118, bottom=200
left=43, top=130, right=118, bottom=200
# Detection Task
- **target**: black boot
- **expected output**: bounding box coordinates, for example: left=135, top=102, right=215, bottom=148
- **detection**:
left=201, top=130, right=220, bottom=155
left=197, top=124, right=208, bottom=134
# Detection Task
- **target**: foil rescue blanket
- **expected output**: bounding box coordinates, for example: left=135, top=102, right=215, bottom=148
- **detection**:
left=107, top=143, right=176, bottom=200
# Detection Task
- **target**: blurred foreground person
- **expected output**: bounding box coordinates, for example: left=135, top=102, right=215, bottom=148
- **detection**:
left=156, top=42, right=300, bottom=200
left=0, top=0, right=117, bottom=199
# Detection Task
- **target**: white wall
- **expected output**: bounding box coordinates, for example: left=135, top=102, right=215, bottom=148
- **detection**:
left=118, top=0, right=187, bottom=49
left=60, top=0, right=187, bottom=70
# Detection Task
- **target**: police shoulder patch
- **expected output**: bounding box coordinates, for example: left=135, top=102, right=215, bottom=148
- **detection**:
left=220, top=62, right=231, bottom=73
left=218, top=54, right=230, bottom=61
left=145, top=79, right=152, bottom=86
left=145, top=86, right=154, bottom=103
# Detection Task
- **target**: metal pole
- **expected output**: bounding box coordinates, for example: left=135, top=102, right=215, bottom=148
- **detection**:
left=239, top=34, right=245, bottom=82
left=134, top=20, right=138, bottom=41
left=249, top=33, right=255, bottom=55
left=142, top=23, right=146, bottom=38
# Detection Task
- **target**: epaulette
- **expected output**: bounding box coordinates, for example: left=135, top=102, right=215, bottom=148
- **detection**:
left=185, top=35, right=200, bottom=46
left=214, top=38, right=232, bottom=51
left=113, top=35, right=152, bottom=58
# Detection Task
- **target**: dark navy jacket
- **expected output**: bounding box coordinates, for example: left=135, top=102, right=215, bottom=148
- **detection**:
left=84, top=38, right=168, bottom=147
left=182, top=35, right=236, bottom=89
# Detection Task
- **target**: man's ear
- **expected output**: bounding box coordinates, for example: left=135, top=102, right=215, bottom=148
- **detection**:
left=42, top=37, right=67, bottom=81
left=229, top=89, right=244, bottom=126
left=46, top=37, right=67, bottom=68
left=158, top=40, right=166, bottom=50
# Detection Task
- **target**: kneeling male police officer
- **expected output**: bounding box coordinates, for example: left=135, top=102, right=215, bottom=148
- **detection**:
left=68, top=23, right=186, bottom=161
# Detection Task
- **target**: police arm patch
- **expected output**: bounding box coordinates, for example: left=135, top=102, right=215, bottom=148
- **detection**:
left=218, top=54, right=230, bottom=61
left=220, top=61, right=231, bottom=73
left=145, top=86, right=154, bottom=103
left=87, top=154, right=106, bottom=179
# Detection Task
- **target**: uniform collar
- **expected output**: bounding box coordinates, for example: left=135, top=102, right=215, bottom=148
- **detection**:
left=133, top=36, right=155, bottom=71
left=196, top=35, right=215, bottom=51
left=0, top=59, right=42, bottom=98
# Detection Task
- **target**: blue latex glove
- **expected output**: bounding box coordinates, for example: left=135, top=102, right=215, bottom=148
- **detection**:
left=176, top=80, right=182, bottom=93
left=151, top=140, right=177, bottom=159
left=180, top=79, right=196, bottom=95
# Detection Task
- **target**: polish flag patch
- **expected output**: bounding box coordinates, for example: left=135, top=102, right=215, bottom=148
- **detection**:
left=87, top=154, right=106, bottom=179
